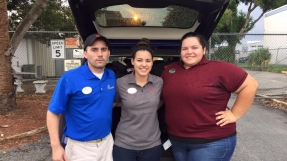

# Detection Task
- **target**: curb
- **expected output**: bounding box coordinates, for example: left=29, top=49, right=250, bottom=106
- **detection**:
left=0, top=126, right=47, bottom=142
left=256, top=94, right=287, bottom=106
left=256, top=94, right=287, bottom=112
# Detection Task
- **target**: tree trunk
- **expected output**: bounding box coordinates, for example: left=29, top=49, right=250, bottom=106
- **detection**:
left=0, top=0, right=50, bottom=114
left=225, top=39, right=237, bottom=63
left=0, top=0, right=16, bottom=114
left=6, top=0, right=51, bottom=56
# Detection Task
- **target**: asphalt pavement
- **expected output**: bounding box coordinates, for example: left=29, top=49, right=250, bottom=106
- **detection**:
left=230, top=96, right=287, bottom=161
left=247, top=70, right=287, bottom=96
left=0, top=134, right=51, bottom=161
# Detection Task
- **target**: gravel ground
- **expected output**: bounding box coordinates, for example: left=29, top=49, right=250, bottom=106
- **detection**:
left=0, top=134, right=51, bottom=161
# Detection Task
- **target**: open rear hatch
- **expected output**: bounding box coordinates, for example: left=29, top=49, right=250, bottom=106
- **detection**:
left=68, top=0, right=230, bottom=55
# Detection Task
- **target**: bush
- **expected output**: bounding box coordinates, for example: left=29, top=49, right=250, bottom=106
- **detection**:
left=211, top=46, right=235, bottom=63
left=248, top=48, right=271, bottom=66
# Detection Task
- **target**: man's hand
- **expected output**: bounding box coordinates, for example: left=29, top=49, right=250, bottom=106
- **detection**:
left=51, top=145, right=68, bottom=161
left=215, top=109, right=237, bottom=127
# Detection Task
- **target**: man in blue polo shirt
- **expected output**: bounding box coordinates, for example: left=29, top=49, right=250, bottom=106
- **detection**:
left=47, top=34, right=116, bottom=161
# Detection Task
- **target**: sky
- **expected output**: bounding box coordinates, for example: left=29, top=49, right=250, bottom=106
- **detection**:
left=237, top=3, right=264, bottom=33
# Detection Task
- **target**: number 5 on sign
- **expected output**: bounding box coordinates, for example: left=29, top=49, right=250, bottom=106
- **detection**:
left=51, top=39, right=65, bottom=59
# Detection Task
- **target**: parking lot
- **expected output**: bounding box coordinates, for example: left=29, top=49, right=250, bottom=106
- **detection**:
left=246, top=70, right=287, bottom=96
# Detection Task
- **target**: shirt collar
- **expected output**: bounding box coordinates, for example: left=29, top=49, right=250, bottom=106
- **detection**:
left=178, top=56, right=209, bottom=69
left=82, top=62, right=111, bottom=80
left=127, top=72, right=154, bottom=84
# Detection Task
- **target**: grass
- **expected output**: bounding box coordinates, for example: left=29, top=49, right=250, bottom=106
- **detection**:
left=236, top=63, right=287, bottom=73
left=266, top=64, right=287, bottom=73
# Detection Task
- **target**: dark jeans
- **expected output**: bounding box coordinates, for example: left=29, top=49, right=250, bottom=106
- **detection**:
left=170, top=135, right=236, bottom=161
left=113, top=144, right=162, bottom=161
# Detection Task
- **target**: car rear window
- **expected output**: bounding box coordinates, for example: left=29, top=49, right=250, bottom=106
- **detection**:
left=94, top=5, right=199, bottom=28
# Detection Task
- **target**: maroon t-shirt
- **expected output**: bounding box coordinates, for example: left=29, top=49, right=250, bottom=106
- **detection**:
left=161, top=57, right=248, bottom=140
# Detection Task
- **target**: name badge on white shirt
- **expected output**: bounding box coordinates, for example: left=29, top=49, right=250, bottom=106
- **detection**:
left=163, top=139, right=172, bottom=150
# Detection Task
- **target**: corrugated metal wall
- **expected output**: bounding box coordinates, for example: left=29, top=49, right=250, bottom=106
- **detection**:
left=55, top=49, right=75, bottom=77
left=32, top=39, right=56, bottom=77
left=31, top=40, right=80, bottom=78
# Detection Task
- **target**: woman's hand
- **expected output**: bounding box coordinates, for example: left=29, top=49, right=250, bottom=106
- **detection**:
left=215, top=74, right=258, bottom=127
left=215, top=109, right=237, bottom=127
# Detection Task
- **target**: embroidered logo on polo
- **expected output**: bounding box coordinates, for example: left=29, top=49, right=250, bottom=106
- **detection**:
left=82, top=87, right=92, bottom=94
left=169, top=68, right=176, bottom=74
left=107, top=85, right=114, bottom=90
left=148, top=88, right=156, bottom=92
left=127, top=88, right=137, bottom=94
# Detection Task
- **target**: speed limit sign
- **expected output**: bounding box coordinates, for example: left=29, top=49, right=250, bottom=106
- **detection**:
left=51, top=39, right=65, bottom=59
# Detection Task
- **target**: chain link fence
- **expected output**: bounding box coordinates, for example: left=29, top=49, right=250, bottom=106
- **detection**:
left=206, top=33, right=287, bottom=97
left=11, top=31, right=79, bottom=79
left=10, top=31, right=287, bottom=96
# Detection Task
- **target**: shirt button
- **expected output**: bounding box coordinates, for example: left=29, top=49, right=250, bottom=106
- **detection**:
left=101, top=88, right=103, bottom=90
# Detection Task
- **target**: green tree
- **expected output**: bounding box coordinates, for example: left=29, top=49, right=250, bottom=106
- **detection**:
left=211, top=46, right=236, bottom=63
left=216, top=0, right=287, bottom=35
left=7, top=0, right=76, bottom=44
left=213, top=0, right=287, bottom=62
left=162, top=5, right=198, bottom=28
left=239, top=0, right=287, bottom=34
left=162, top=0, right=287, bottom=62
left=8, top=0, right=75, bottom=31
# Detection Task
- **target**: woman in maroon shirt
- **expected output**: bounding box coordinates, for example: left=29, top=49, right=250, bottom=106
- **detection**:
left=161, top=32, right=258, bottom=161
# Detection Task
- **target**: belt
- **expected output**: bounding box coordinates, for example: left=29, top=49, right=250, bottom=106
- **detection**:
left=85, top=137, right=106, bottom=143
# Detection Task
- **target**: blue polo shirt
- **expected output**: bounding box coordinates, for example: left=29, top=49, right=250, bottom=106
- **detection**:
left=48, top=62, right=116, bottom=141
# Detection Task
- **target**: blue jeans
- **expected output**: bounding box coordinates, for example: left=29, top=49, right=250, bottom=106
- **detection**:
left=170, top=135, right=236, bottom=161
left=113, top=144, right=162, bottom=161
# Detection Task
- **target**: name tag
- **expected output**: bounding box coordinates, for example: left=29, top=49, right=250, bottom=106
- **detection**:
left=162, top=139, right=172, bottom=150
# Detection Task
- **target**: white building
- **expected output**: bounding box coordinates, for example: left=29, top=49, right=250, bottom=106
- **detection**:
left=264, top=4, right=287, bottom=64
left=12, top=39, right=34, bottom=72
left=235, top=41, right=263, bottom=61
left=12, top=38, right=57, bottom=77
